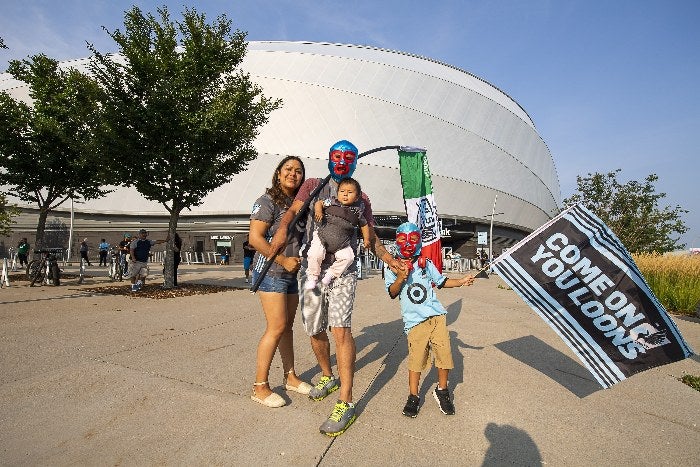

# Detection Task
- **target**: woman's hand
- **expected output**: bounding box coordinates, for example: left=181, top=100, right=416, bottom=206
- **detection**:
left=279, top=255, right=302, bottom=273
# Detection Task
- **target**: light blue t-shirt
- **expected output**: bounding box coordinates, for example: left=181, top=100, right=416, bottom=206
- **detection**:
left=384, top=259, right=448, bottom=334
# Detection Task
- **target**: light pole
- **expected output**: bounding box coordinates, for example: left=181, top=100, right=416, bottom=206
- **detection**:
left=482, top=194, right=504, bottom=273
left=67, top=197, right=74, bottom=263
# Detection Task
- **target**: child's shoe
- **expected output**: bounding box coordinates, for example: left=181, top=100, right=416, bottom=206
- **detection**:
left=321, top=271, right=334, bottom=286
left=433, top=385, right=455, bottom=415
left=402, top=394, right=420, bottom=418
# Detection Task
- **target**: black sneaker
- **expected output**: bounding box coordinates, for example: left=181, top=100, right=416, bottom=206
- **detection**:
left=433, top=386, right=455, bottom=415
left=402, top=394, right=420, bottom=418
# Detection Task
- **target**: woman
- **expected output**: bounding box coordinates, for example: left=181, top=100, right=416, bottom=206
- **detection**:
left=242, top=235, right=255, bottom=283
left=249, top=156, right=312, bottom=407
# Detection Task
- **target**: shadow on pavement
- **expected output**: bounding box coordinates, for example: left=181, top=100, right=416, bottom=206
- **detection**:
left=494, top=335, right=601, bottom=398
left=482, top=422, right=542, bottom=466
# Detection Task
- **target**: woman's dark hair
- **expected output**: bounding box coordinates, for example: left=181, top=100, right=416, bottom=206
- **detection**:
left=266, top=156, right=306, bottom=208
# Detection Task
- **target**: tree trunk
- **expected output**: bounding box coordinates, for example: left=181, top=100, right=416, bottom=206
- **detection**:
left=34, top=206, right=50, bottom=251
left=162, top=209, right=182, bottom=289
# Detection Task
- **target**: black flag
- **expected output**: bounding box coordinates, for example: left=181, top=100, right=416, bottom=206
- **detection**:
left=491, top=204, right=693, bottom=388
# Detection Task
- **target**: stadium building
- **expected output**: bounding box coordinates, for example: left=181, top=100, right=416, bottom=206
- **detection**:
left=1, top=41, right=560, bottom=263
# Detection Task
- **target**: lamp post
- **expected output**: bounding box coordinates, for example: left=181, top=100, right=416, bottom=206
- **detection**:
left=481, top=194, right=504, bottom=273
left=67, top=197, right=74, bottom=263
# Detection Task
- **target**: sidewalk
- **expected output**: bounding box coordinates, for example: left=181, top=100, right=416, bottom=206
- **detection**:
left=1, top=264, right=698, bottom=465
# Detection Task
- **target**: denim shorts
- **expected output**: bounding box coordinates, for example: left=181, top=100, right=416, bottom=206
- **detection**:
left=251, top=270, right=299, bottom=294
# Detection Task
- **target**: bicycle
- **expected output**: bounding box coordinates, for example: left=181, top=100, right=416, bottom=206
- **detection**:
left=26, top=248, right=62, bottom=287
left=108, top=249, right=128, bottom=282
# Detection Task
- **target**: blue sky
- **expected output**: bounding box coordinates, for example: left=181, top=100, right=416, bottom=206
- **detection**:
left=2, top=1, right=699, bottom=248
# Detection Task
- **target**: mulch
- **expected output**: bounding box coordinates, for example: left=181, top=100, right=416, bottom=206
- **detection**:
left=83, top=283, right=242, bottom=299
left=4, top=272, right=245, bottom=299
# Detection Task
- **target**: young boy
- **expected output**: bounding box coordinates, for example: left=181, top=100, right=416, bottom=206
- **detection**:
left=304, top=177, right=371, bottom=290
left=384, top=222, right=474, bottom=417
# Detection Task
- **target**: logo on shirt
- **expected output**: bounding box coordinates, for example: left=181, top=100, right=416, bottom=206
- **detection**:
left=407, top=283, right=428, bottom=304
left=251, top=203, right=261, bottom=215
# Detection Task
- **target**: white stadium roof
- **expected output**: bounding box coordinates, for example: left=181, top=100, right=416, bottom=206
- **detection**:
left=1, top=41, right=561, bottom=234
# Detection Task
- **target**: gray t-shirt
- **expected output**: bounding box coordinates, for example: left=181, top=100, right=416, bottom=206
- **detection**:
left=249, top=192, right=303, bottom=279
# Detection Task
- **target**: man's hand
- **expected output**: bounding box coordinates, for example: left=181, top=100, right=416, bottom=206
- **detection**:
left=385, top=255, right=406, bottom=274
left=268, top=226, right=288, bottom=256
left=268, top=199, right=303, bottom=257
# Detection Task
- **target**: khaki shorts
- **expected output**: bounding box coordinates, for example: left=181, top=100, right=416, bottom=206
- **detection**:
left=130, top=261, right=149, bottom=279
left=407, top=314, right=453, bottom=372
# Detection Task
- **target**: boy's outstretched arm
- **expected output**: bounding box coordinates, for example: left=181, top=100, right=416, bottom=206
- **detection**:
left=442, top=274, right=475, bottom=289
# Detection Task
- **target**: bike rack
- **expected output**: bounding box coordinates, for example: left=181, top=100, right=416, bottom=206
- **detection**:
left=1, top=258, right=10, bottom=288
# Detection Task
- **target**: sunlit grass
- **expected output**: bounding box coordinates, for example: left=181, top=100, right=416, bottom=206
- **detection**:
left=679, top=374, right=700, bottom=392
left=633, top=253, right=700, bottom=316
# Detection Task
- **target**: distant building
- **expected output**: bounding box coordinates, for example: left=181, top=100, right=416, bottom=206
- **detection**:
left=1, top=41, right=560, bottom=260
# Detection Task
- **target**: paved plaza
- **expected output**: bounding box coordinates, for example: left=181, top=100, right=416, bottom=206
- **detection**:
left=1, top=264, right=699, bottom=465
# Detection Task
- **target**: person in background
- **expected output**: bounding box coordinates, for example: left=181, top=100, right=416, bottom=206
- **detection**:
left=17, top=238, right=30, bottom=268
left=173, top=232, right=182, bottom=287
left=243, top=236, right=255, bottom=284
left=80, top=238, right=92, bottom=266
left=129, top=229, right=165, bottom=292
left=220, top=247, right=230, bottom=266
left=98, top=238, right=110, bottom=267
left=118, top=233, right=132, bottom=276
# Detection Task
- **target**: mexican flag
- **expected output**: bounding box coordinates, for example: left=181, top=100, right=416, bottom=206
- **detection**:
left=398, top=147, right=443, bottom=272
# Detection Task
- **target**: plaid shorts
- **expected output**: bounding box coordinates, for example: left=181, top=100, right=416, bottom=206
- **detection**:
left=299, top=265, right=356, bottom=336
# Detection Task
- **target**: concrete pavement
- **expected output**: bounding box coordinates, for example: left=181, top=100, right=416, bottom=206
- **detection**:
left=1, top=264, right=699, bottom=465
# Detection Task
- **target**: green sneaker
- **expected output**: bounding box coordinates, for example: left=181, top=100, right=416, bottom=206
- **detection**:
left=319, top=400, right=356, bottom=437
left=308, top=375, right=339, bottom=401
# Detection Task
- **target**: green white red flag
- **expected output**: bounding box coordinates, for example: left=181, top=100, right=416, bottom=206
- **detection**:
left=398, top=147, right=443, bottom=272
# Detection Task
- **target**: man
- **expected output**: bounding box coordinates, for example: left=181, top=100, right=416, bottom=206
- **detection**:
left=98, top=238, right=110, bottom=267
left=270, top=140, right=402, bottom=436
left=79, top=238, right=92, bottom=266
left=129, top=229, right=165, bottom=292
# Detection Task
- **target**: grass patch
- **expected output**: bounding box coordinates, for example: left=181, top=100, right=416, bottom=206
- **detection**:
left=632, top=253, right=700, bottom=316
left=679, top=374, right=700, bottom=392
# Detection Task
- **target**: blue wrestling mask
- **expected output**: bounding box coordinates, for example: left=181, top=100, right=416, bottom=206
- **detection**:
left=328, top=140, right=358, bottom=183
left=396, top=222, right=422, bottom=259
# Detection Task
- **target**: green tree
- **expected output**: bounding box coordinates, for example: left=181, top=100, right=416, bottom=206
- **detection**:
left=0, top=193, right=20, bottom=236
left=0, top=54, right=107, bottom=250
left=563, top=169, right=688, bottom=253
left=88, top=6, right=281, bottom=288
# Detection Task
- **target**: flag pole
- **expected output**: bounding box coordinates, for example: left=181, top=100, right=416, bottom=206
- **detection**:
left=250, top=145, right=401, bottom=293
